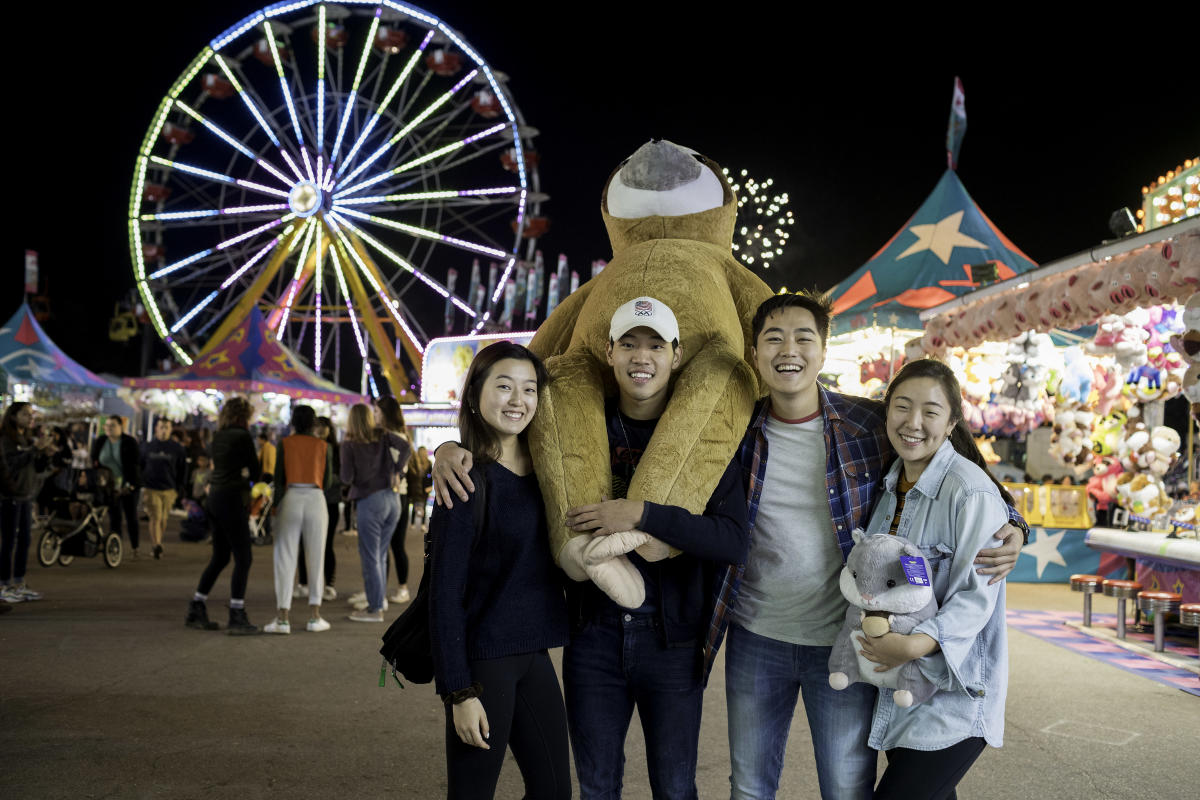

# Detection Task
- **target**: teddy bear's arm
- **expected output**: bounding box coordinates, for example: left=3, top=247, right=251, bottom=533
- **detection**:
left=722, top=258, right=775, bottom=362
left=627, top=344, right=758, bottom=518
left=529, top=280, right=596, bottom=360
left=527, top=350, right=613, bottom=564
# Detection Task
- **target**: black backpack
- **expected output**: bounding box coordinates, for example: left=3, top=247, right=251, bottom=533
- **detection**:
left=379, top=466, right=487, bottom=687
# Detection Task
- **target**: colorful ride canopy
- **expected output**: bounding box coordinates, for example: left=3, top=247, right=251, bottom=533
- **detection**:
left=828, top=169, right=1038, bottom=335
left=0, top=303, right=115, bottom=390
left=126, top=306, right=363, bottom=405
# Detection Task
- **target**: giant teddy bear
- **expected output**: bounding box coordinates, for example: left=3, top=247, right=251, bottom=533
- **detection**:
left=526, top=140, right=773, bottom=607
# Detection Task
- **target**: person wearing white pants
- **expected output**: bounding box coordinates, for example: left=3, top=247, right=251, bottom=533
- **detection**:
left=265, top=405, right=333, bottom=634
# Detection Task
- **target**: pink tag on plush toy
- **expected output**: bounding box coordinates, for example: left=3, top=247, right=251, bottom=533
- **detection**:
left=900, top=556, right=929, bottom=586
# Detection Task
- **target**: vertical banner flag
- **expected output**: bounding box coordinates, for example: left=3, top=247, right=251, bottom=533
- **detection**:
left=500, top=279, right=516, bottom=330
left=474, top=285, right=487, bottom=319
left=592, top=259, right=606, bottom=280
left=468, top=259, right=482, bottom=315
left=524, top=263, right=538, bottom=326
left=569, top=271, right=579, bottom=296
left=486, top=262, right=499, bottom=313
left=513, top=263, right=527, bottom=325
left=546, top=274, right=561, bottom=316
left=444, top=268, right=457, bottom=335
left=24, top=250, right=38, bottom=294
left=946, top=76, right=967, bottom=170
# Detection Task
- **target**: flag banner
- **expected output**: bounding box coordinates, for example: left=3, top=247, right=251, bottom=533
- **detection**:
left=946, top=76, right=967, bottom=170
left=444, top=268, right=457, bottom=335
left=24, top=250, right=38, bottom=294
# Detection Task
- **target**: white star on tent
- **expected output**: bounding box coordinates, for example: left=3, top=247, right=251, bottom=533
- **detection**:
left=1019, top=528, right=1068, bottom=578
left=896, top=210, right=987, bottom=265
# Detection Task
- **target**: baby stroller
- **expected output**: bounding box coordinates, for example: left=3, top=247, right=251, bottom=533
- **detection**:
left=36, top=467, right=123, bottom=568
left=179, top=498, right=210, bottom=542
left=249, top=482, right=273, bottom=545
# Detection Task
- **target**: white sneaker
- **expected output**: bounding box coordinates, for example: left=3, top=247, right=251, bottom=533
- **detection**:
left=14, top=585, right=42, bottom=601
left=323, top=585, right=337, bottom=601
left=263, top=619, right=291, bottom=635
left=293, top=584, right=308, bottom=599
left=0, top=586, right=24, bottom=604
left=389, top=587, right=411, bottom=604
left=353, top=598, right=388, bottom=611
left=348, top=591, right=366, bottom=604
left=306, top=618, right=331, bottom=632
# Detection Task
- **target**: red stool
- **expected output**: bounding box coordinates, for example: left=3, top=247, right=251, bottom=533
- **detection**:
left=1101, top=579, right=1143, bottom=639
left=1136, top=591, right=1182, bottom=652
left=1180, top=603, right=1200, bottom=654
left=1070, top=574, right=1104, bottom=627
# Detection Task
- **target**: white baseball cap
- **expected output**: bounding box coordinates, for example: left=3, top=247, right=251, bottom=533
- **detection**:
left=609, top=297, right=680, bottom=343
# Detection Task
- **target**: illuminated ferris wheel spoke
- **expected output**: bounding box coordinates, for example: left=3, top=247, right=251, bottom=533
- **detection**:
left=329, top=212, right=474, bottom=318
left=332, top=186, right=519, bottom=208
left=274, top=219, right=317, bottom=338
left=263, top=21, right=305, bottom=148
left=170, top=291, right=221, bottom=334
left=338, top=68, right=478, bottom=189
left=220, top=232, right=289, bottom=290
left=141, top=203, right=289, bottom=223
left=336, top=30, right=434, bottom=181
left=214, top=54, right=281, bottom=148
left=313, top=224, right=324, bottom=369
left=315, top=3, right=327, bottom=154
left=329, top=8, right=382, bottom=169
left=148, top=249, right=216, bottom=280
left=334, top=122, right=508, bottom=198
left=216, top=214, right=295, bottom=252
left=331, top=205, right=507, bottom=260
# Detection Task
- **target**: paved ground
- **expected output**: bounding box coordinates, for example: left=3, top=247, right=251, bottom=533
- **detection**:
left=3, top=518, right=1197, bottom=799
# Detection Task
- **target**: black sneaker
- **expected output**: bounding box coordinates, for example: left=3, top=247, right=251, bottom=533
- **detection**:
left=153, top=545, right=163, bottom=560
left=185, top=599, right=219, bottom=630
left=227, top=607, right=259, bottom=636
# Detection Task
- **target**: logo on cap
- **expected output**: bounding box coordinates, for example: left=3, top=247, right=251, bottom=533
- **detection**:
left=634, top=300, right=653, bottom=317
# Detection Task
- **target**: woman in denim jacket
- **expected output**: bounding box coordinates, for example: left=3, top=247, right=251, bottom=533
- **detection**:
left=858, top=359, right=1010, bottom=799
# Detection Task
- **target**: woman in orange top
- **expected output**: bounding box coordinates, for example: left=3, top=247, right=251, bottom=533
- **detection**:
left=265, top=405, right=333, bottom=634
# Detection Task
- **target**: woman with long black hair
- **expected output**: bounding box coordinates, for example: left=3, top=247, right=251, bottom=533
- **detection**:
left=429, top=341, right=570, bottom=800
left=1, top=403, right=54, bottom=604
left=186, top=396, right=260, bottom=634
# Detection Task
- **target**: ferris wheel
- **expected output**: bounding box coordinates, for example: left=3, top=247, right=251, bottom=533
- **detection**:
left=129, top=0, right=543, bottom=398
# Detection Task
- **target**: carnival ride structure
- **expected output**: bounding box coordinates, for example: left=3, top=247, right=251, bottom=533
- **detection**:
left=129, top=1, right=544, bottom=399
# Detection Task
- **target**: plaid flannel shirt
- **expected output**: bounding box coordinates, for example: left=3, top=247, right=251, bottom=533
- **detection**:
left=701, top=384, right=1027, bottom=682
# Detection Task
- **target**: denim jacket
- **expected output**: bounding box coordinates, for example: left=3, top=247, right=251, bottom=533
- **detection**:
left=863, top=437, right=1008, bottom=751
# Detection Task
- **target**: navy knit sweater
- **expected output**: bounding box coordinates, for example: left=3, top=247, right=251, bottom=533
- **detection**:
left=429, top=461, right=568, bottom=696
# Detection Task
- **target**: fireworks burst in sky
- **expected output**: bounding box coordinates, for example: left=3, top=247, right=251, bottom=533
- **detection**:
left=723, top=168, right=793, bottom=267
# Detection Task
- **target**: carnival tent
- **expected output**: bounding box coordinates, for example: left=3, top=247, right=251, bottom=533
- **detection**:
left=0, top=302, right=115, bottom=390
left=125, top=306, right=364, bottom=405
left=828, top=169, right=1039, bottom=335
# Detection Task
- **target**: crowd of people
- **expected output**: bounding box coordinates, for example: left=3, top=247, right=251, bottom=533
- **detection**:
left=0, top=398, right=433, bottom=629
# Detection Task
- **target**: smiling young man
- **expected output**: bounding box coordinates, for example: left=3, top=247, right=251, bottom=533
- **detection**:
left=434, top=297, right=749, bottom=799
left=711, top=292, right=1025, bottom=800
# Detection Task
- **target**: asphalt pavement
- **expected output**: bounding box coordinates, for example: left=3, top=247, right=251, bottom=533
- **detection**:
left=3, top=517, right=1197, bottom=799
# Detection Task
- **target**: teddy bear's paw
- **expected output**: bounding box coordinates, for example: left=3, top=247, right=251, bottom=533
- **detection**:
left=893, top=690, right=914, bottom=708
left=829, top=672, right=849, bottom=691
left=558, top=535, right=594, bottom=582
left=635, top=536, right=671, bottom=562
left=585, top=555, right=646, bottom=609
left=583, top=530, right=651, bottom=564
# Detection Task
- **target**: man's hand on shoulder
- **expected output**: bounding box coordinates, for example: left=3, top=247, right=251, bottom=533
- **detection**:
left=432, top=442, right=474, bottom=508
left=975, top=524, right=1023, bottom=585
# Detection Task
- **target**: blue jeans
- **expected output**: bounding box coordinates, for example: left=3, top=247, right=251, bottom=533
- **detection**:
left=355, top=489, right=399, bottom=612
left=563, top=611, right=703, bottom=800
left=0, top=499, right=32, bottom=584
left=725, top=624, right=876, bottom=800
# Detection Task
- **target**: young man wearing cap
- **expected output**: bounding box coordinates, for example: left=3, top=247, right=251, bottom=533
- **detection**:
left=435, top=297, right=749, bottom=799
left=710, top=292, right=1025, bottom=800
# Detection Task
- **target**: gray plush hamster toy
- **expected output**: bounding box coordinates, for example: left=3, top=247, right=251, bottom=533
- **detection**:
left=828, top=530, right=939, bottom=708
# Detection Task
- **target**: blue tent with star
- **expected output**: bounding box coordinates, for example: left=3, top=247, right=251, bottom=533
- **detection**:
left=828, top=169, right=1039, bottom=335
left=0, top=302, right=115, bottom=391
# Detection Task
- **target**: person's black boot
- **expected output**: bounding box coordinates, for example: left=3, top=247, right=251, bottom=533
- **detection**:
left=185, top=600, right=219, bottom=630
left=227, top=607, right=259, bottom=636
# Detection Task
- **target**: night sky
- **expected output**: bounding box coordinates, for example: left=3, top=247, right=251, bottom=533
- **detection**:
left=13, top=3, right=1198, bottom=385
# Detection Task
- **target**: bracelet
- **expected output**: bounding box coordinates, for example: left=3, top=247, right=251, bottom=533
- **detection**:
left=443, top=682, right=483, bottom=706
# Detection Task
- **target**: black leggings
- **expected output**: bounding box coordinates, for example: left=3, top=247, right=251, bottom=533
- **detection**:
left=109, top=489, right=140, bottom=550
left=388, top=496, right=411, bottom=585
left=874, top=736, right=987, bottom=800
left=444, top=651, right=570, bottom=800
left=298, top=501, right=338, bottom=587
left=197, top=487, right=254, bottom=600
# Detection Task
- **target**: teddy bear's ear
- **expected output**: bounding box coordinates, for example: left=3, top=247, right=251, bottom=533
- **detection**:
left=900, top=539, right=924, bottom=558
